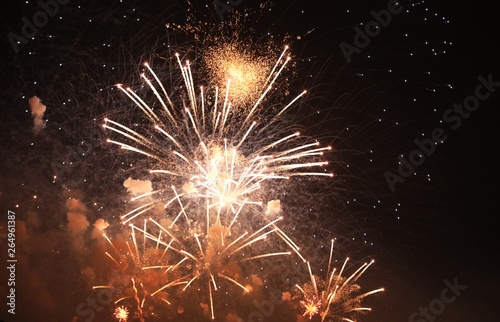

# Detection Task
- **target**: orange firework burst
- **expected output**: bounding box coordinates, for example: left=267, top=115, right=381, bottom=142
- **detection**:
left=167, top=4, right=290, bottom=108
left=202, top=41, right=284, bottom=107
left=301, top=296, right=321, bottom=319
left=127, top=196, right=300, bottom=320
left=295, top=240, right=384, bottom=321
left=114, top=306, right=129, bottom=321
left=95, top=194, right=302, bottom=320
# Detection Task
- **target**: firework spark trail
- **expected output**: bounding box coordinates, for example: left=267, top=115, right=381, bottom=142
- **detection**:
left=295, top=239, right=384, bottom=321
left=104, top=47, right=333, bottom=227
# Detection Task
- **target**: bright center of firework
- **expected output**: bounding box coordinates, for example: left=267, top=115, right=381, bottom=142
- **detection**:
left=228, top=66, right=243, bottom=81
left=191, top=144, right=259, bottom=210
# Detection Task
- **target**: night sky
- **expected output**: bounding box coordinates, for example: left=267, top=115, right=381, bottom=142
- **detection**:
left=0, top=0, right=499, bottom=321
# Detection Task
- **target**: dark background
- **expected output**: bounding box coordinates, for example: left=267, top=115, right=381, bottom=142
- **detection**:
left=0, top=0, right=499, bottom=321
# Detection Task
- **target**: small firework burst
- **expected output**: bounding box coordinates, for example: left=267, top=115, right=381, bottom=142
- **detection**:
left=114, top=306, right=129, bottom=321
left=202, top=41, right=285, bottom=107
left=295, top=240, right=384, bottom=321
left=167, top=4, right=290, bottom=109
left=301, top=296, right=321, bottom=319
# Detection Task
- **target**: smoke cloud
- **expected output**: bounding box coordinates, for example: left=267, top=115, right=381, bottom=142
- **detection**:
left=123, top=177, right=153, bottom=195
left=28, top=96, right=47, bottom=134
left=66, top=198, right=89, bottom=235
left=265, top=199, right=281, bottom=216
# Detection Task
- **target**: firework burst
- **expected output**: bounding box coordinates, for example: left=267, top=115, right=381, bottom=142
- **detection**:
left=104, top=47, right=332, bottom=226
left=294, top=240, right=384, bottom=321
